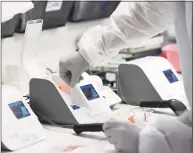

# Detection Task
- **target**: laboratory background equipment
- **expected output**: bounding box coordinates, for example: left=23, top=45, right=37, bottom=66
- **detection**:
left=68, top=1, right=120, bottom=22
left=1, top=1, right=33, bottom=38
left=2, top=85, right=45, bottom=151
left=161, top=44, right=181, bottom=73
left=15, top=1, right=74, bottom=32
left=1, top=14, right=20, bottom=38
left=86, top=71, right=117, bottom=89
left=1, top=1, right=121, bottom=38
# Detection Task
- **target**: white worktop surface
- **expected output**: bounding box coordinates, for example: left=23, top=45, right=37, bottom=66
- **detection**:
left=2, top=103, right=176, bottom=153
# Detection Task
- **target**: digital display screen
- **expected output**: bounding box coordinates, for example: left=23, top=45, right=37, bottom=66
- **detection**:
left=80, top=84, right=100, bottom=101
left=9, top=101, right=30, bottom=119
left=163, top=69, right=178, bottom=83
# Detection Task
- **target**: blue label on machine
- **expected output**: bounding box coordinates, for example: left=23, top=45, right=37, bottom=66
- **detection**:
left=71, top=105, right=80, bottom=110
left=9, top=101, right=30, bottom=119
left=163, top=69, right=178, bottom=83
left=80, top=84, right=100, bottom=101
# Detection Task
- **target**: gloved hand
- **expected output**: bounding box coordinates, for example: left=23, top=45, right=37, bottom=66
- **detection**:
left=103, top=121, right=141, bottom=153
left=139, top=112, right=192, bottom=153
left=59, top=51, right=89, bottom=87
left=103, top=112, right=192, bottom=153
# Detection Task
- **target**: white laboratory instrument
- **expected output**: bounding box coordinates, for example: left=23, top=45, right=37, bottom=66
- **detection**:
left=117, top=56, right=189, bottom=109
left=71, top=72, right=121, bottom=111
left=30, top=74, right=115, bottom=124
left=2, top=85, right=45, bottom=151
left=30, top=72, right=122, bottom=125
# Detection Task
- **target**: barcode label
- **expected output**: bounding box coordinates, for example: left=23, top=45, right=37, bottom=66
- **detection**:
left=45, top=2, right=63, bottom=12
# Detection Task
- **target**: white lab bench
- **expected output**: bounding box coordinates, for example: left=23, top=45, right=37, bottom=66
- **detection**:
left=2, top=124, right=111, bottom=153
left=1, top=103, right=176, bottom=153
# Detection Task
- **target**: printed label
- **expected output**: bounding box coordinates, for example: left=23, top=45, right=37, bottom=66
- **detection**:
left=45, top=2, right=63, bottom=12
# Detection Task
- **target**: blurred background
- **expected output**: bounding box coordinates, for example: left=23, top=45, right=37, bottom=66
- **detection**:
left=1, top=1, right=178, bottom=95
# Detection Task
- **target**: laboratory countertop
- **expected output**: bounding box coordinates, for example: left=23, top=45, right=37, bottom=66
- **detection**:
left=2, top=125, right=112, bottom=153
left=2, top=104, right=176, bottom=153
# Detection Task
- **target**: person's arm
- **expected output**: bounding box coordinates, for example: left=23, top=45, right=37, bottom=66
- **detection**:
left=59, top=1, right=173, bottom=87
left=78, top=1, right=173, bottom=66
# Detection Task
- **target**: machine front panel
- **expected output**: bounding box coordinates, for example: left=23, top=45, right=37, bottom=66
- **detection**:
left=8, top=101, right=31, bottom=120
left=80, top=84, right=100, bottom=101
left=163, top=69, right=179, bottom=83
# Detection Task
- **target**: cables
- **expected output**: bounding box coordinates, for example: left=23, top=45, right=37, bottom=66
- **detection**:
left=139, top=99, right=187, bottom=116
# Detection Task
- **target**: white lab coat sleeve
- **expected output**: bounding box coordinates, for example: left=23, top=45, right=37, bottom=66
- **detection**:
left=139, top=126, right=171, bottom=153
left=78, top=1, right=173, bottom=66
left=138, top=112, right=192, bottom=153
